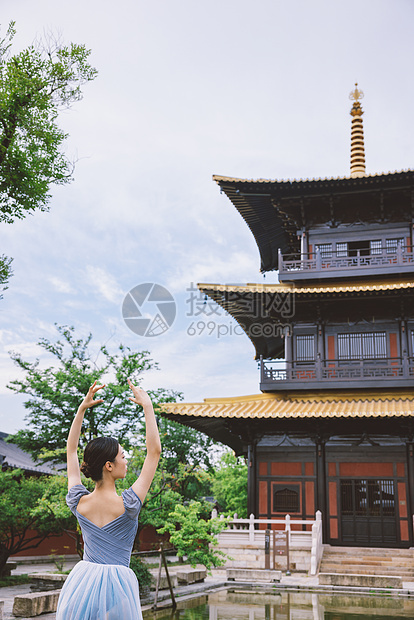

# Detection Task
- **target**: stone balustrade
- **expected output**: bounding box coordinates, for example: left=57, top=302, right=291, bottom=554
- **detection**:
left=212, top=511, right=323, bottom=575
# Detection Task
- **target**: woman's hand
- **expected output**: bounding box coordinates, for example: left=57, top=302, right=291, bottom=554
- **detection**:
left=128, top=378, right=152, bottom=407
left=79, top=381, right=105, bottom=411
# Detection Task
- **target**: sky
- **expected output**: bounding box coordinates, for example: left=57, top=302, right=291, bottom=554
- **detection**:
left=1, top=0, right=414, bottom=434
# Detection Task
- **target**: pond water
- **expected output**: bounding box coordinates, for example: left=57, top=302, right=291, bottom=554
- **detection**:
left=146, top=589, right=414, bottom=620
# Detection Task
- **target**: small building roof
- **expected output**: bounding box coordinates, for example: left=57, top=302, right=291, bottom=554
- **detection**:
left=0, top=431, right=57, bottom=476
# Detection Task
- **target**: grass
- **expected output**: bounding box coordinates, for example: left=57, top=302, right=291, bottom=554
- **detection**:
left=0, top=573, right=31, bottom=588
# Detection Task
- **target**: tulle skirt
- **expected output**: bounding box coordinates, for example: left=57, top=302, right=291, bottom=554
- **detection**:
left=56, top=560, right=142, bottom=620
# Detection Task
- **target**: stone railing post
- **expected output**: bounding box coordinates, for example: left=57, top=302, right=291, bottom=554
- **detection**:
left=397, top=241, right=403, bottom=265
left=278, top=248, right=283, bottom=272
left=284, top=514, right=291, bottom=544
left=249, top=513, right=255, bottom=543
left=316, top=248, right=322, bottom=271
left=211, top=508, right=218, bottom=519
left=310, top=511, right=323, bottom=575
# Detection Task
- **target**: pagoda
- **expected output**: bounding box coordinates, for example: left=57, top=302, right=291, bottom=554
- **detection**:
left=163, top=85, right=414, bottom=548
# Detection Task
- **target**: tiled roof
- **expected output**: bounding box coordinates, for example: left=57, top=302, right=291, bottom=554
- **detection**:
left=213, top=170, right=414, bottom=185
left=198, top=280, right=414, bottom=295
left=0, top=432, right=57, bottom=475
left=162, top=392, right=414, bottom=420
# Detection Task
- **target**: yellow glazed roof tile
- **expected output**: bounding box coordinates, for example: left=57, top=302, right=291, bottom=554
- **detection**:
left=198, top=280, right=414, bottom=295
left=161, top=392, right=414, bottom=420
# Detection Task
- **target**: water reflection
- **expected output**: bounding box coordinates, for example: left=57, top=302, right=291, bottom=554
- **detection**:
left=147, top=590, right=414, bottom=620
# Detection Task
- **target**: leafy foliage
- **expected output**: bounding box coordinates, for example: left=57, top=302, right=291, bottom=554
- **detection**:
left=30, top=473, right=90, bottom=558
left=157, top=417, right=217, bottom=474
left=0, top=470, right=66, bottom=576
left=0, top=21, right=97, bottom=222
left=0, top=253, right=12, bottom=300
left=157, top=501, right=230, bottom=572
left=129, top=555, right=153, bottom=588
left=7, top=324, right=180, bottom=461
left=212, top=451, right=248, bottom=517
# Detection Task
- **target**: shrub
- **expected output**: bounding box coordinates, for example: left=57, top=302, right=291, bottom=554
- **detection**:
left=129, top=555, right=152, bottom=589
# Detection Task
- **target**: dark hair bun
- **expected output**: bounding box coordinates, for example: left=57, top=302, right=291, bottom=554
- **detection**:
left=80, top=461, right=93, bottom=479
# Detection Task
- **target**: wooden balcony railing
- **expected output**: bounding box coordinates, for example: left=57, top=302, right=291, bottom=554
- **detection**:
left=278, top=244, right=414, bottom=279
left=260, top=356, right=414, bottom=387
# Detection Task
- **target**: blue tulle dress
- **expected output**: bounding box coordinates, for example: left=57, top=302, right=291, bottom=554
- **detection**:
left=56, top=484, right=143, bottom=620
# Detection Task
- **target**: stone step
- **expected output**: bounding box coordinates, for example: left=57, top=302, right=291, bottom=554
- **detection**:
left=321, top=557, right=414, bottom=566
left=319, top=573, right=403, bottom=589
left=319, top=564, right=414, bottom=577
left=320, top=546, right=414, bottom=578
left=324, top=546, right=413, bottom=557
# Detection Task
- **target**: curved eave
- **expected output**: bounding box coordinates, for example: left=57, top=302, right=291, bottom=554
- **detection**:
left=198, top=285, right=284, bottom=359
left=215, top=181, right=288, bottom=273
left=160, top=410, right=244, bottom=453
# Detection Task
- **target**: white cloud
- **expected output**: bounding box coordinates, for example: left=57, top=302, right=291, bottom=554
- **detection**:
left=84, top=266, right=124, bottom=304
left=48, top=276, right=76, bottom=294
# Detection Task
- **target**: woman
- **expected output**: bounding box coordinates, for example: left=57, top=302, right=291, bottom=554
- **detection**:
left=56, top=378, right=161, bottom=620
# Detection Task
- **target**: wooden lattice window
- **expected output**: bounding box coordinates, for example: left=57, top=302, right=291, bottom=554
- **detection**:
left=315, top=243, right=332, bottom=258
left=273, top=486, right=300, bottom=513
left=336, top=242, right=348, bottom=257
left=370, top=239, right=382, bottom=255
left=386, top=237, right=404, bottom=253
left=337, top=332, right=387, bottom=360
left=296, top=335, right=315, bottom=362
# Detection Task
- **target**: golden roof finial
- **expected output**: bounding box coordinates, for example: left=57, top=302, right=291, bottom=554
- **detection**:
left=349, top=82, right=364, bottom=102
left=349, top=82, right=366, bottom=178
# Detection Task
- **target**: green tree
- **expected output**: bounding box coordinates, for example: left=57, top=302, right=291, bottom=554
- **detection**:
left=137, top=417, right=216, bottom=501
left=117, top=442, right=213, bottom=550
left=158, top=417, right=217, bottom=473
left=0, top=21, right=97, bottom=222
left=212, top=451, right=248, bottom=517
left=0, top=470, right=68, bottom=576
left=31, top=473, right=90, bottom=559
left=7, top=324, right=179, bottom=462
left=0, top=21, right=97, bottom=292
left=0, top=253, right=12, bottom=300
left=157, top=501, right=229, bottom=572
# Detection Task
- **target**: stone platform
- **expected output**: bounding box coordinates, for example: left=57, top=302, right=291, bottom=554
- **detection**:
left=227, top=568, right=282, bottom=582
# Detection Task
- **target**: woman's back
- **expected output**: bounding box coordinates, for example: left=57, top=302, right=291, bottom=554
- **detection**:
left=77, top=491, right=125, bottom=528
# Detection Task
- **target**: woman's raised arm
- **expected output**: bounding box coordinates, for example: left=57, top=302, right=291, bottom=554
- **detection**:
left=66, top=381, right=105, bottom=490
left=128, top=378, right=162, bottom=503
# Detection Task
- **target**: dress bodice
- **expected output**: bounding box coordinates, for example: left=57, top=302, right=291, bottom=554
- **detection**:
left=66, top=484, right=142, bottom=567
